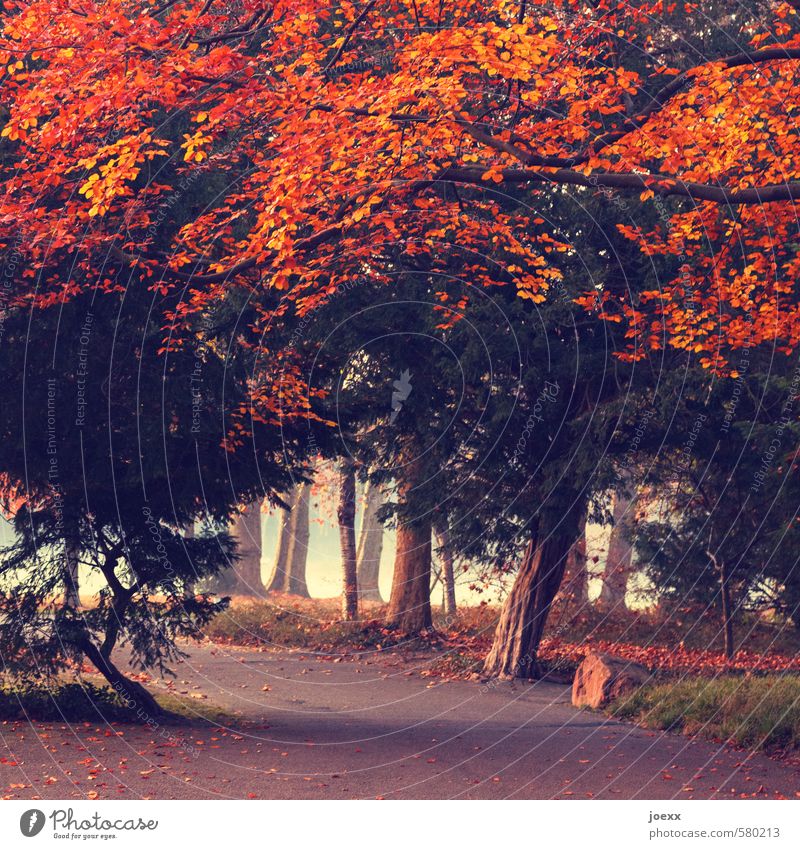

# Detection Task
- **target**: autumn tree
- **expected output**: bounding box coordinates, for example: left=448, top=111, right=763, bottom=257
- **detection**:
left=3, top=0, right=800, bottom=673
left=356, top=480, right=384, bottom=603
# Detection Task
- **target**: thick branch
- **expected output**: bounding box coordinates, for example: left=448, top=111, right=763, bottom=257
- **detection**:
left=434, top=166, right=800, bottom=205
left=592, top=46, right=800, bottom=154
left=479, top=45, right=800, bottom=168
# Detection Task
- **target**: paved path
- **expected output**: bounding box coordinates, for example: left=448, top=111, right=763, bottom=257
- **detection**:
left=2, top=643, right=798, bottom=799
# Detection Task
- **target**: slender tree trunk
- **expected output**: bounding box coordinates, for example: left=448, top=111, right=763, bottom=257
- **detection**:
left=598, top=483, right=636, bottom=609
left=338, top=461, right=358, bottom=620
left=81, top=639, right=162, bottom=716
left=63, top=539, right=80, bottom=609
left=434, top=520, right=457, bottom=617
left=285, top=483, right=310, bottom=597
left=182, top=521, right=196, bottom=598
left=483, top=513, right=579, bottom=679
left=356, top=480, right=384, bottom=602
left=711, top=551, right=735, bottom=659
left=266, top=487, right=298, bottom=592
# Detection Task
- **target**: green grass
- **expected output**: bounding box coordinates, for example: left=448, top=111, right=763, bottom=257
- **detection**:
left=0, top=681, right=137, bottom=722
left=0, top=679, right=231, bottom=725
left=609, top=675, right=800, bottom=753
left=153, top=691, right=235, bottom=725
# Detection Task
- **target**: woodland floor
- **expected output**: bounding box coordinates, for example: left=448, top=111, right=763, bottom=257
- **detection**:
left=2, top=640, right=800, bottom=800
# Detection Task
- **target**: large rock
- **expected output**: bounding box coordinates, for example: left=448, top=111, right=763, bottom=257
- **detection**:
left=572, top=652, right=650, bottom=709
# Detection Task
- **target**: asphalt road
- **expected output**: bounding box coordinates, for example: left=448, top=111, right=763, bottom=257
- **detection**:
left=2, top=643, right=798, bottom=799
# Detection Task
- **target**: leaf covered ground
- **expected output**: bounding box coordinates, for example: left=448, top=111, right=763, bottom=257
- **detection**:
left=204, top=595, right=800, bottom=680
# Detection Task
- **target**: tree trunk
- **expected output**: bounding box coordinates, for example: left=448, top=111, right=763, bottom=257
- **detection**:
left=356, top=480, right=384, bottom=602
left=387, top=518, right=432, bottom=632
left=559, top=510, right=588, bottom=606
left=598, top=483, right=636, bottom=609
left=712, top=551, right=735, bottom=659
left=81, top=639, right=162, bottom=716
left=63, top=540, right=80, bottom=609
left=182, top=521, right=195, bottom=598
left=483, top=514, right=579, bottom=679
left=285, top=483, right=310, bottom=597
left=387, top=456, right=432, bottom=633
left=266, top=487, right=298, bottom=592
left=338, top=461, right=358, bottom=620
left=219, top=501, right=263, bottom=596
left=434, top=520, right=457, bottom=617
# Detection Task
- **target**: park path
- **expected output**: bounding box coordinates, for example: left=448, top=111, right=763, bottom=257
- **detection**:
left=2, top=642, right=799, bottom=799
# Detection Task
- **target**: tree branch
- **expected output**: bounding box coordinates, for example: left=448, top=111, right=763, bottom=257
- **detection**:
left=323, top=0, right=379, bottom=78
left=431, top=166, right=800, bottom=205
left=590, top=46, right=800, bottom=156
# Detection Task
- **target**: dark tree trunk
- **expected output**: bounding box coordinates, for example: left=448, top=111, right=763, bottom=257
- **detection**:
left=81, top=639, right=162, bottom=716
left=387, top=454, right=432, bottom=632
left=338, top=461, right=358, bottom=620
left=285, top=483, right=310, bottom=597
left=387, top=516, right=432, bottom=632
left=716, top=554, right=735, bottom=659
left=267, top=487, right=297, bottom=592
left=483, top=514, right=579, bottom=679
left=182, top=521, right=196, bottom=598
left=356, top=480, right=384, bottom=602
left=387, top=442, right=433, bottom=634
left=63, top=540, right=80, bottom=609
left=598, top=482, right=636, bottom=609
left=434, top=520, right=457, bottom=617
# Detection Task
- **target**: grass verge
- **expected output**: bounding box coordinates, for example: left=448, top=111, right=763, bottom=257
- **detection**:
left=0, top=680, right=231, bottom=725
left=609, top=675, right=800, bottom=753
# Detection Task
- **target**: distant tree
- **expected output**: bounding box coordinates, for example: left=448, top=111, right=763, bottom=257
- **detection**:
left=214, top=501, right=264, bottom=597
left=337, top=460, right=359, bottom=620
left=285, top=483, right=311, bottom=598
left=434, top=519, right=457, bottom=617
left=598, top=477, right=638, bottom=611
left=356, top=480, right=384, bottom=603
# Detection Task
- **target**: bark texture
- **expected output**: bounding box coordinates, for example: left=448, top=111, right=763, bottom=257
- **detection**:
left=81, top=638, right=162, bottom=716
left=63, top=540, right=80, bottom=609
left=387, top=517, right=432, bottom=631
left=387, top=456, right=433, bottom=633
left=338, top=462, right=359, bottom=620
left=483, top=512, right=579, bottom=679
left=356, top=480, right=384, bottom=602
